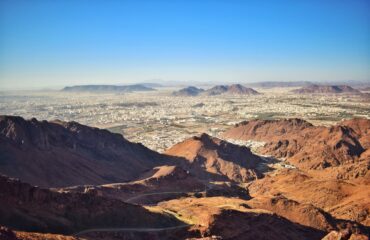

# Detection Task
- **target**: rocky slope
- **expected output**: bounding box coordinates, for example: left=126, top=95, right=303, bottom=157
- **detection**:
left=0, top=175, right=182, bottom=235
left=165, top=133, right=262, bottom=182
left=0, top=115, right=174, bottom=188
left=246, top=195, right=337, bottom=232
left=341, top=118, right=370, bottom=149
left=248, top=169, right=370, bottom=226
left=158, top=197, right=327, bottom=240
left=222, top=117, right=370, bottom=234
left=1, top=115, right=369, bottom=239
left=59, top=165, right=250, bottom=205
left=59, top=165, right=206, bottom=204
left=222, top=118, right=369, bottom=175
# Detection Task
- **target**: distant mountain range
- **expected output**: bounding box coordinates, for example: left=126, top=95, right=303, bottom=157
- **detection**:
left=291, top=84, right=361, bottom=94
left=173, top=84, right=260, bottom=96
left=62, top=84, right=155, bottom=92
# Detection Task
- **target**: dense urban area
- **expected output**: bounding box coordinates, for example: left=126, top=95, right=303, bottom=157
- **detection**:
left=1, top=87, right=369, bottom=152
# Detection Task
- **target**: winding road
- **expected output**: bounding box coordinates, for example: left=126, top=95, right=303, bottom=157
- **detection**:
left=73, top=189, right=211, bottom=236
left=73, top=224, right=190, bottom=237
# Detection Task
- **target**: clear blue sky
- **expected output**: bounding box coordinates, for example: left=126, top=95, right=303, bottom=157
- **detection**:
left=0, top=0, right=369, bottom=89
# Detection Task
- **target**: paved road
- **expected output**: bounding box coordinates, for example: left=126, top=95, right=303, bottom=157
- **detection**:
left=73, top=224, right=190, bottom=236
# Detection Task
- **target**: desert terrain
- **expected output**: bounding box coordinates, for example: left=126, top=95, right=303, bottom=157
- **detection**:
left=0, top=84, right=369, bottom=240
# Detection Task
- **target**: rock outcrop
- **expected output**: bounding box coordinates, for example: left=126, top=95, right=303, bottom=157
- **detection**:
left=0, top=175, right=182, bottom=235
left=165, top=133, right=262, bottom=182
left=0, top=115, right=173, bottom=187
left=223, top=118, right=369, bottom=174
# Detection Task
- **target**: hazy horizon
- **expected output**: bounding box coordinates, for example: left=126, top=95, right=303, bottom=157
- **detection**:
left=1, top=1, right=370, bottom=90
left=2, top=79, right=370, bottom=92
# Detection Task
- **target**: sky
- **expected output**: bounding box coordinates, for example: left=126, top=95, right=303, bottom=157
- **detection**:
left=0, top=0, right=369, bottom=90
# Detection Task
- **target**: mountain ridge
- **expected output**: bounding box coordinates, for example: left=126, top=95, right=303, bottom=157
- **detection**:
left=291, top=84, right=361, bottom=94
left=223, top=118, right=370, bottom=174
left=204, top=84, right=260, bottom=96
left=0, top=115, right=171, bottom=187
left=61, top=84, right=155, bottom=92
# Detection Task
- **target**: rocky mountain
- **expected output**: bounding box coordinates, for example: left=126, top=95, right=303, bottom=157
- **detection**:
left=2, top=115, right=369, bottom=239
left=203, top=84, right=260, bottom=96
left=0, top=115, right=172, bottom=187
left=223, top=118, right=314, bottom=141
left=341, top=118, right=370, bottom=149
left=61, top=84, right=154, bottom=92
left=172, top=86, right=204, bottom=96
left=222, top=118, right=369, bottom=174
left=207, top=209, right=325, bottom=240
left=59, top=165, right=206, bottom=205
left=246, top=194, right=338, bottom=232
left=0, top=175, right=182, bottom=235
left=291, top=85, right=361, bottom=94
left=59, top=164, right=250, bottom=205
left=248, top=168, right=370, bottom=228
left=159, top=197, right=329, bottom=240
left=165, top=133, right=262, bottom=182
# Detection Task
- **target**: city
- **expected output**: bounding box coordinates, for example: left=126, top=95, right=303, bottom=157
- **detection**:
left=1, top=87, right=369, bottom=152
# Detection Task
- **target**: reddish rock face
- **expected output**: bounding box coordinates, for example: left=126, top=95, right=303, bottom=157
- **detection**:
left=208, top=209, right=325, bottom=240
left=227, top=118, right=314, bottom=141
left=341, top=118, right=370, bottom=149
left=1, top=115, right=369, bottom=240
left=165, top=133, right=262, bottom=182
left=248, top=168, right=370, bottom=228
left=0, top=175, right=182, bottom=235
left=0, top=115, right=172, bottom=188
left=223, top=118, right=369, bottom=175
